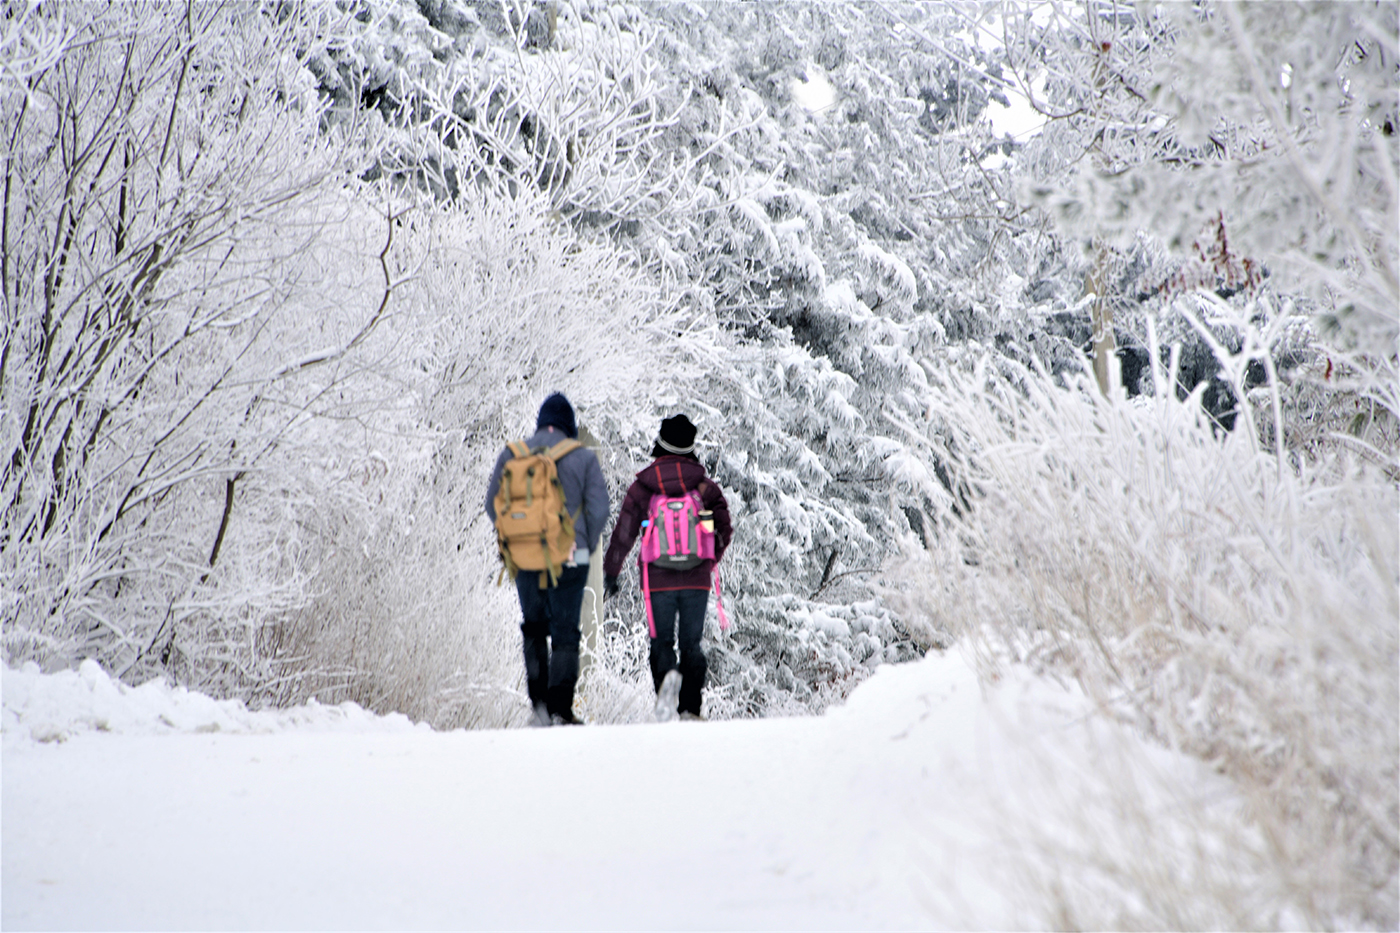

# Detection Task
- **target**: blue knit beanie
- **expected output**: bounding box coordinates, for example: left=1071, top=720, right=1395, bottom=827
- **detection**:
left=536, top=393, right=578, bottom=438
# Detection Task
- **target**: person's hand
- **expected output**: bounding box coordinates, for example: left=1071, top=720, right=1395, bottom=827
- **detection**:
left=603, top=575, right=620, bottom=598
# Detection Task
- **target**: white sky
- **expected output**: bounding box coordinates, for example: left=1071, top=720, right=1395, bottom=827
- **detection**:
left=986, top=75, right=1048, bottom=140
left=962, top=7, right=1050, bottom=144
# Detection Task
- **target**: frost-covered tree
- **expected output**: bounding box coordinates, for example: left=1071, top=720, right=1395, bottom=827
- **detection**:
left=622, top=2, right=1051, bottom=709
left=0, top=3, right=402, bottom=691
left=1006, top=0, right=1398, bottom=452
left=308, top=0, right=716, bottom=229
left=644, top=1, right=1033, bottom=329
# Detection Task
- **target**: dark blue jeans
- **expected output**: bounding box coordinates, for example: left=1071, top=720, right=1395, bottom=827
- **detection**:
left=648, top=588, right=709, bottom=716
left=516, top=565, right=588, bottom=717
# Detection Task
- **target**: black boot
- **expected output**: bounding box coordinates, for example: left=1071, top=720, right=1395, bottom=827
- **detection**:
left=521, top=629, right=549, bottom=707
left=547, top=649, right=580, bottom=723
left=678, top=646, right=708, bottom=718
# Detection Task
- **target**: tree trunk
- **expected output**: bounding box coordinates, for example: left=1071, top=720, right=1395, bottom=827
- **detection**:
left=577, top=424, right=602, bottom=673
left=1086, top=244, right=1116, bottom=396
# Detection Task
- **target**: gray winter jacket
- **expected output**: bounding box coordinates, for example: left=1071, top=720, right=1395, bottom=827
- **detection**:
left=484, top=426, right=610, bottom=564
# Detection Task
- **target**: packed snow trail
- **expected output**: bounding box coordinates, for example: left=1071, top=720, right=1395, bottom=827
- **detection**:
left=3, top=652, right=1246, bottom=930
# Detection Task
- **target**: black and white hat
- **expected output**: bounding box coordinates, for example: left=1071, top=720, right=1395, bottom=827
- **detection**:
left=655, top=414, right=697, bottom=455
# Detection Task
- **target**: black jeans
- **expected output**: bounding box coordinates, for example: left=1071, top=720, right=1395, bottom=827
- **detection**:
left=648, top=588, right=709, bottom=716
left=516, top=565, right=588, bottom=718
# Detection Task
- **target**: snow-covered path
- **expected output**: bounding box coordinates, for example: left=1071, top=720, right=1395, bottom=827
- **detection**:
left=4, top=653, right=1241, bottom=930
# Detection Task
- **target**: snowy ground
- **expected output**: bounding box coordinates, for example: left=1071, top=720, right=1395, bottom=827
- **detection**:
left=3, top=651, right=1252, bottom=930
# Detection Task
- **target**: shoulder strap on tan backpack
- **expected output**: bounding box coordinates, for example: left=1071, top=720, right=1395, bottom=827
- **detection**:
left=546, top=438, right=582, bottom=462
left=497, top=440, right=533, bottom=513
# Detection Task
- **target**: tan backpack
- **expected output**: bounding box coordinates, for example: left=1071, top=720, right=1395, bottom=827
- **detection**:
left=493, top=438, right=582, bottom=586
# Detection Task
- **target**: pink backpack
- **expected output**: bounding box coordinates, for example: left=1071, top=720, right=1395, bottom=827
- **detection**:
left=639, top=489, right=715, bottom=570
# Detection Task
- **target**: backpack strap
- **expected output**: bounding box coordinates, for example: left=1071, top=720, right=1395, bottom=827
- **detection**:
left=643, top=560, right=656, bottom=638
left=651, top=460, right=689, bottom=495
left=501, top=440, right=530, bottom=506
left=546, top=438, right=583, bottom=462
left=713, top=566, right=729, bottom=632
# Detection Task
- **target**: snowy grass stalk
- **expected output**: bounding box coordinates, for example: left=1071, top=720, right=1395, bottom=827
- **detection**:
left=889, top=345, right=1398, bottom=927
left=987, top=724, right=1295, bottom=931
left=575, top=612, right=655, bottom=725
left=252, top=469, right=528, bottom=729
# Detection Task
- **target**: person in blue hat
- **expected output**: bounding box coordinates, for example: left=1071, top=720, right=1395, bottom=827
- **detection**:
left=485, top=393, right=609, bottom=726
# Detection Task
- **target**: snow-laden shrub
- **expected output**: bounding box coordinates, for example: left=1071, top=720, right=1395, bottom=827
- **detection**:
left=887, top=342, right=1398, bottom=928
left=573, top=611, right=655, bottom=725
left=678, top=335, right=937, bottom=719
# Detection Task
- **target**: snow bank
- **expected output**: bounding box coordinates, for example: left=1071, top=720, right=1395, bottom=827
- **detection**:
left=3, top=649, right=1270, bottom=929
left=1, top=660, right=427, bottom=744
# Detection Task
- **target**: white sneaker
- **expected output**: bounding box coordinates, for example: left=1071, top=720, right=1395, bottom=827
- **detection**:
left=654, top=670, right=681, bottom=723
